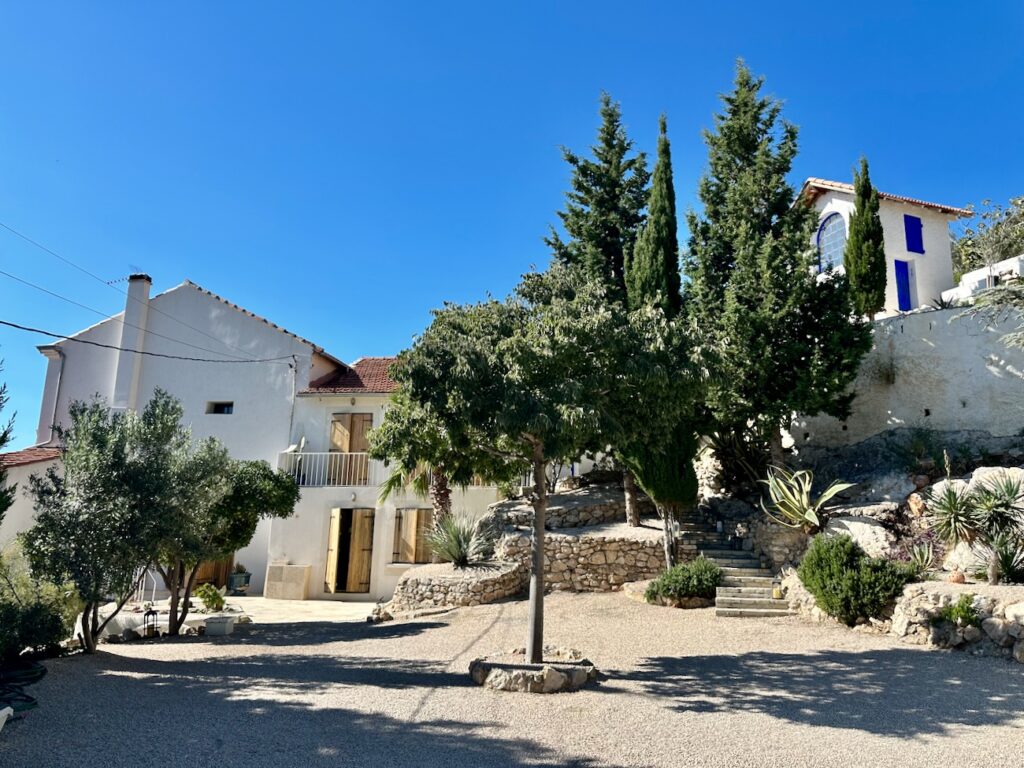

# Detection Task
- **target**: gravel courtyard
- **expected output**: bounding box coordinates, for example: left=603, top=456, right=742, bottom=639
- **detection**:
left=3, top=592, right=1022, bottom=768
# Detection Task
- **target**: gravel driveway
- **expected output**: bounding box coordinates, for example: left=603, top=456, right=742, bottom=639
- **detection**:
left=2, top=592, right=1022, bottom=767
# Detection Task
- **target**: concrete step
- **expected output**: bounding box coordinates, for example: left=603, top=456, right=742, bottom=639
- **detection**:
left=718, top=567, right=774, bottom=578
left=715, top=596, right=789, bottom=611
left=716, top=586, right=773, bottom=598
left=704, top=558, right=764, bottom=569
left=716, top=607, right=795, bottom=618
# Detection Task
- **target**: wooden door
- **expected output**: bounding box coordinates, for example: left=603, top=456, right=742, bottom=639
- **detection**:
left=396, top=508, right=434, bottom=564
left=324, top=508, right=341, bottom=593
left=345, top=509, right=375, bottom=593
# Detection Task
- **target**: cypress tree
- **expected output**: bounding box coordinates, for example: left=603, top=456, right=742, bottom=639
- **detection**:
left=684, top=61, right=871, bottom=469
left=843, top=157, right=886, bottom=317
left=626, top=115, right=682, bottom=317
left=546, top=93, right=649, bottom=300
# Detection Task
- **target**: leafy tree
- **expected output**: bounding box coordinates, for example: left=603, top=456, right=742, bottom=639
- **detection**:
left=953, top=195, right=1024, bottom=282
left=23, top=399, right=156, bottom=653
left=843, top=157, right=886, bottom=317
left=683, top=61, right=871, bottom=471
left=546, top=92, right=649, bottom=301
left=0, top=360, right=14, bottom=519
left=369, top=386, right=522, bottom=519
left=395, top=265, right=630, bottom=663
left=626, top=115, right=682, bottom=317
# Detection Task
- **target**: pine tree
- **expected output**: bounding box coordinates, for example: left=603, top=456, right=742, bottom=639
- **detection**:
left=684, top=61, right=871, bottom=470
left=843, top=157, right=886, bottom=317
left=626, top=115, right=682, bottom=317
left=546, top=93, right=649, bottom=299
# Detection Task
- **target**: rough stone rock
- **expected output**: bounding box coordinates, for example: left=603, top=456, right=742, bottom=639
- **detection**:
left=963, top=625, right=984, bottom=644
left=752, top=521, right=808, bottom=569
left=947, top=568, right=967, bottom=584
left=489, top=483, right=653, bottom=530
left=849, top=472, right=916, bottom=503
left=967, top=466, right=1024, bottom=494
left=982, top=617, right=1016, bottom=647
left=1005, top=601, right=1024, bottom=625
left=943, top=542, right=984, bottom=573
left=468, top=648, right=598, bottom=693
left=907, top=493, right=928, bottom=517
left=1015, top=640, right=1024, bottom=664
left=823, top=516, right=896, bottom=558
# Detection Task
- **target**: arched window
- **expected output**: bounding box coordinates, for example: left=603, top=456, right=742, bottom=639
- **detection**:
left=817, top=213, right=847, bottom=272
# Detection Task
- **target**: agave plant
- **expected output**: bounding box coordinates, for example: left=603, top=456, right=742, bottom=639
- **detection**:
left=926, top=480, right=979, bottom=545
left=759, top=466, right=854, bottom=533
left=907, top=541, right=936, bottom=576
left=424, top=509, right=498, bottom=568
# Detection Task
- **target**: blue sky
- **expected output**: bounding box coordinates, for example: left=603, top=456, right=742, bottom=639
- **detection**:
left=1, top=2, right=1022, bottom=448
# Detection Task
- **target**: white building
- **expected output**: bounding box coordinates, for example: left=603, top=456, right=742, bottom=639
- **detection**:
left=801, top=178, right=971, bottom=315
left=266, top=357, right=501, bottom=602
left=0, top=446, right=61, bottom=547
left=5, top=274, right=347, bottom=593
left=943, top=253, right=1024, bottom=303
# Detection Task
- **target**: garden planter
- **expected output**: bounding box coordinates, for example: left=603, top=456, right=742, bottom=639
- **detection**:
left=227, top=572, right=251, bottom=595
left=204, top=616, right=236, bottom=636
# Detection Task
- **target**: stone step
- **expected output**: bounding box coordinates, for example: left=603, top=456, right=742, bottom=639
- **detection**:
left=716, top=586, right=773, bottom=598
left=720, top=575, right=775, bottom=588
left=715, top=607, right=795, bottom=618
left=718, top=567, right=774, bottom=578
left=703, top=558, right=764, bottom=569
left=715, top=596, right=789, bottom=611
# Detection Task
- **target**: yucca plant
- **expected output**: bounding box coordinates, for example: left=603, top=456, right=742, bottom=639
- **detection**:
left=975, top=533, right=1024, bottom=584
left=760, top=466, right=854, bottom=533
left=424, top=509, right=497, bottom=568
left=927, top=480, right=979, bottom=545
left=908, top=541, right=936, bottom=576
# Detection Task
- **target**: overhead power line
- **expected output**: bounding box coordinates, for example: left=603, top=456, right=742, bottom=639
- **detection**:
left=0, top=266, right=253, bottom=361
left=0, top=319, right=294, bottom=365
left=0, top=219, right=261, bottom=361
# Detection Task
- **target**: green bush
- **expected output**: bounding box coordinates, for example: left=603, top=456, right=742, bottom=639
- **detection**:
left=932, top=593, right=981, bottom=627
left=194, top=583, right=226, bottom=612
left=645, top=557, right=722, bottom=603
left=797, top=535, right=913, bottom=626
left=0, top=598, right=69, bottom=661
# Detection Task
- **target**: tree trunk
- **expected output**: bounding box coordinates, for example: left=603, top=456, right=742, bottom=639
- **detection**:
left=768, top=425, right=786, bottom=468
left=429, top=467, right=452, bottom=521
left=623, top=469, right=640, bottom=527
left=79, top=602, right=98, bottom=654
left=988, top=551, right=1001, bottom=585
left=656, top=501, right=678, bottom=569
left=527, top=447, right=547, bottom=664
left=165, top=561, right=182, bottom=636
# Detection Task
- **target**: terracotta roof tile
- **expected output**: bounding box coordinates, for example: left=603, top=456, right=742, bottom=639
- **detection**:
left=302, top=356, right=399, bottom=394
left=0, top=446, right=61, bottom=468
left=801, top=178, right=972, bottom=217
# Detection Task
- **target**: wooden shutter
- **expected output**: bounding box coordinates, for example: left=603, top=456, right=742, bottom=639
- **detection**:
left=324, top=508, right=341, bottom=593
left=904, top=214, right=925, bottom=254
left=414, top=509, right=434, bottom=563
left=349, top=414, right=373, bottom=452
left=345, top=509, right=375, bottom=593
left=398, top=509, right=419, bottom=563
left=330, top=415, right=352, bottom=452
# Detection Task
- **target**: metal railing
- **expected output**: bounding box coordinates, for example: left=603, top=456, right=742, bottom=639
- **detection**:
left=278, top=451, right=381, bottom=487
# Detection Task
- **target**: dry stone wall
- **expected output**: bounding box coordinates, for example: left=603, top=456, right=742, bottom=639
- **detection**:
left=489, top=484, right=653, bottom=530
left=387, top=561, right=528, bottom=613
left=497, top=532, right=665, bottom=591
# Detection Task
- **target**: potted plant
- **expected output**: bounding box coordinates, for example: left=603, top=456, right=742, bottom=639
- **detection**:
left=227, top=563, right=252, bottom=596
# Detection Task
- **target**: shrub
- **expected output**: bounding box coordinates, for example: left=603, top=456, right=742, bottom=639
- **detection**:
left=797, top=535, right=913, bottom=626
left=760, top=466, right=853, bottom=533
left=194, top=583, right=226, bottom=612
left=425, top=510, right=497, bottom=568
left=645, top=557, right=722, bottom=603
left=932, top=593, right=981, bottom=628
left=0, top=598, right=69, bottom=661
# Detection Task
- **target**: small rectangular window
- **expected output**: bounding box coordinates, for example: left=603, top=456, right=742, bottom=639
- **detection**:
left=904, top=214, right=925, bottom=254
left=206, top=401, right=234, bottom=415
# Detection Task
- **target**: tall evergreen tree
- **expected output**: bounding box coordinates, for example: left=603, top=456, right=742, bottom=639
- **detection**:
left=684, top=61, right=871, bottom=469
left=546, top=93, right=650, bottom=299
left=843, top=157, right=886, bottom=317
left=626, top=115, right=682, bottom=317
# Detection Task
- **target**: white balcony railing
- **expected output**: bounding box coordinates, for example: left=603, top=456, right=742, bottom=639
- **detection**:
left=278, top=452, right=382, bottom=488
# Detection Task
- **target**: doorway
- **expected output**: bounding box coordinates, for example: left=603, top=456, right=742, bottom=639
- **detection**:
left=324, top=508, right=375, bottom=594
left=329, top=413, right=373, bottom=485
left=894, top=259, right=914, bottom=311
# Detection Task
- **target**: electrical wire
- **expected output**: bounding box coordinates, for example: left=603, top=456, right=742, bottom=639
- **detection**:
left=0, top=318, right=294, bottom=365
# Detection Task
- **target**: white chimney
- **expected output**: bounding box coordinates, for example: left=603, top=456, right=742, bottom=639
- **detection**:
left=111, top=273, right=152, bottom=411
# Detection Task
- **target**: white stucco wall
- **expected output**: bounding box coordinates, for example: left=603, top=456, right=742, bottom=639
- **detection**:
left=792, top=308, right=1024, bottom=448
left=813, top=192, right=957, bottom=316
left=0, top=459, right=59, bottom=547
left=27, top=280, right=337, bottom=593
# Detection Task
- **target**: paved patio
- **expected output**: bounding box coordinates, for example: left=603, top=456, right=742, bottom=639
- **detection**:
left=2, top=592, right=1022, bottom=767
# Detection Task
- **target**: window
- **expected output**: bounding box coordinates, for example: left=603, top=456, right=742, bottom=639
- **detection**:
left=904, top=214, right=925, bottom=254
left=393, top=508, right=434, bottom=564
left=816, top=213, right=847, bottom=271
left=206, top=401, right=234, bottom=415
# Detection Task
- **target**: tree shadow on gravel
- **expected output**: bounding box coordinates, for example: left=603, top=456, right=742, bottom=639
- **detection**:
left=2, top=650, right=614, bottom=768
left=619, top=648, right=1024, bottom=737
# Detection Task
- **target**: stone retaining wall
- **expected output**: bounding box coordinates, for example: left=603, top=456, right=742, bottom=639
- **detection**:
left=497, top=532, right=665, bottom=591
left=489, top=484, right=653, bottom=530
left=387, top=561, right=528, bottom=613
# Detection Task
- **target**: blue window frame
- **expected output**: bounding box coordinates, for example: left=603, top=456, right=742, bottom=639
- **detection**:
left=904, top=214, right=925, bottom=254
left=816, top=213, right=847, bottom=271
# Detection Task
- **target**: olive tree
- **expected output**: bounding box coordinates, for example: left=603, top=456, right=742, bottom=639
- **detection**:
left=396, top=265, right=630, bottom=662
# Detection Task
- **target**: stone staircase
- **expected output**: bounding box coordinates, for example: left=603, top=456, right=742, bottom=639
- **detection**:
left=676, top=511, right=793, bottom=618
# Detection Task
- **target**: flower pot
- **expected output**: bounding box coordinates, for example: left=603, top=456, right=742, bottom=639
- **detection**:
left=204, top=616, right=236, bottom=637
left=227, top=572, right=252, bottom=596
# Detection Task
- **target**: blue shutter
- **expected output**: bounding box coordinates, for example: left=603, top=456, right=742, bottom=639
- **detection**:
left=904, top=214, right=925, bottom=254
left=894, top=260, right=912, bottom=311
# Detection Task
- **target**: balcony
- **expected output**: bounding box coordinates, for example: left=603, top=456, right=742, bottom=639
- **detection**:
left=278, top=451, right=384, bottom=488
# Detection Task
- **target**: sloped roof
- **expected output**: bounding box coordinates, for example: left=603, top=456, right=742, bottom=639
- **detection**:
left=0, top=446, right=61, bottom=468
left=801, top=178, right=972, bottom=217
left=303, top=356, right=399, bottom=394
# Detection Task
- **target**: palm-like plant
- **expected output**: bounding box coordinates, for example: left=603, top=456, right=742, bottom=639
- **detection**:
left=760, top=466, right=854, bottom=533
left=424, top=509, right=497, bottom=568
